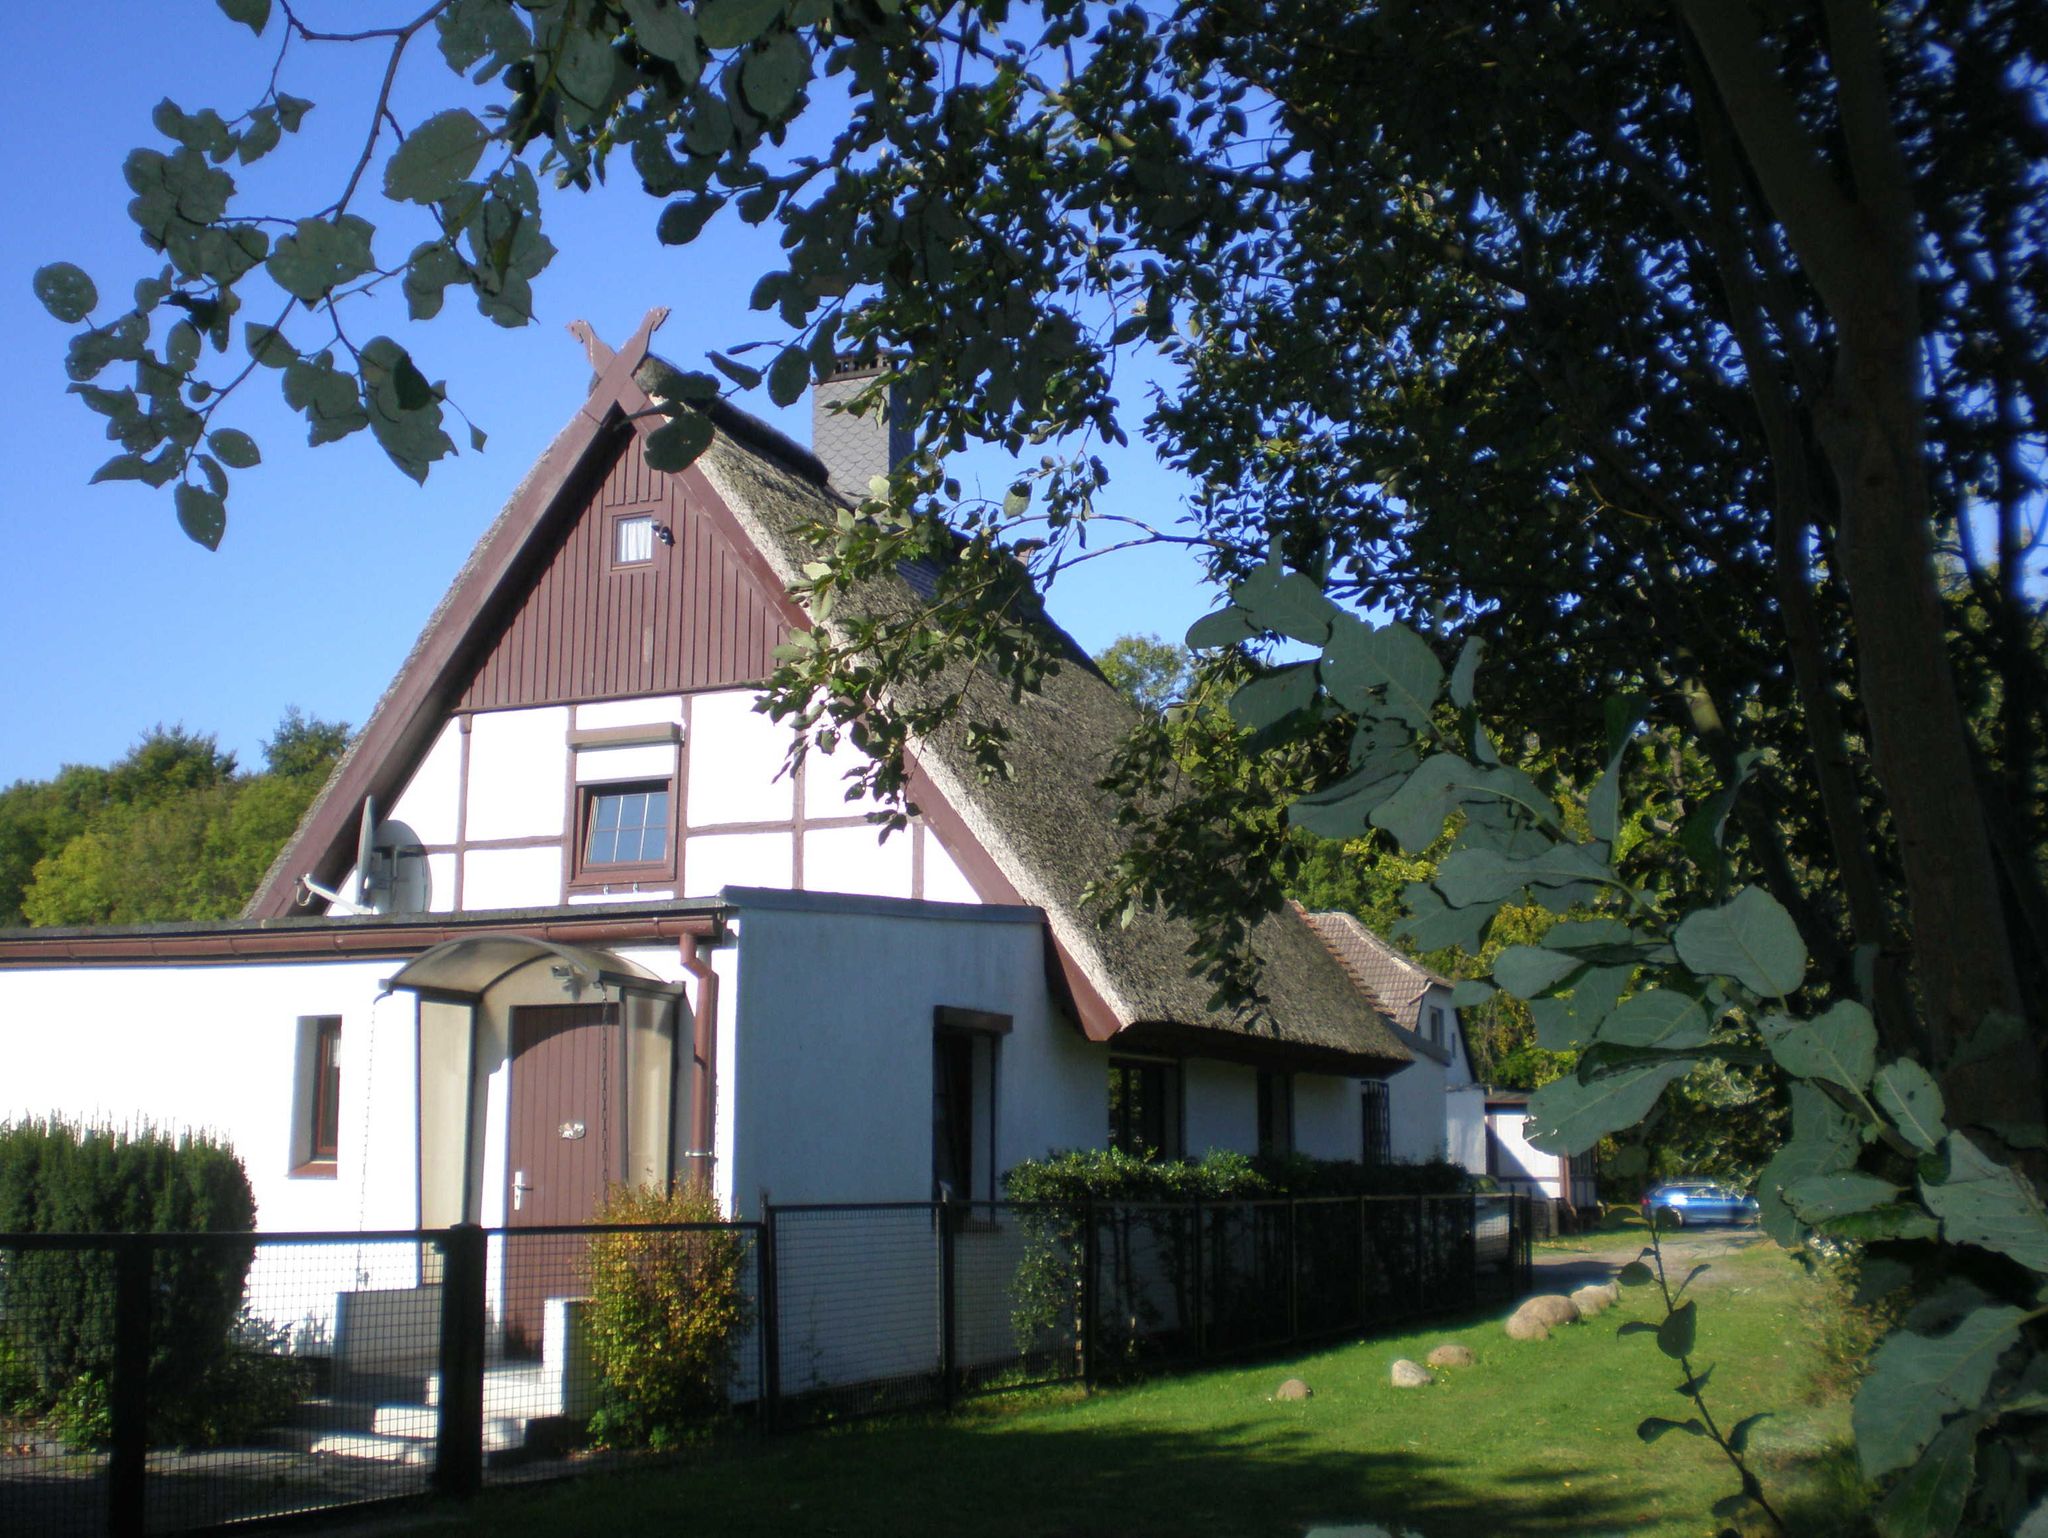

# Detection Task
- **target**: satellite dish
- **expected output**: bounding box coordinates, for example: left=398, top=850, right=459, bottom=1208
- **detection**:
left=354, top=797, right=378, bottom=910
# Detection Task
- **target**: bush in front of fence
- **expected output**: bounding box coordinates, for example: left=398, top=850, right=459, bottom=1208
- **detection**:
left=0, top=1118, right=274, bottom=1445
left=1001, top=1151, right=1495, bottom=1374
left=583, top=1185, right=754, bottom=1450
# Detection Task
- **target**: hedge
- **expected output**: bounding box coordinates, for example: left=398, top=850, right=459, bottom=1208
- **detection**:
left=0, top=1119, right=263, bottom=1443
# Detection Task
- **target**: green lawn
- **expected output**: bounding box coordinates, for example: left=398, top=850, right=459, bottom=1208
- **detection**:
left=423, top=1239, right=1865, bottom=1538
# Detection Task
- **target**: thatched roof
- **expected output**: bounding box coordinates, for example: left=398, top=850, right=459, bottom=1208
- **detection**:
left=697, top=431, right=1411, bottom=1074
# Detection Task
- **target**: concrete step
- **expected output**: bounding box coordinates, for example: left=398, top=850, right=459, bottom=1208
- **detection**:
left=306, top=1431, right=435, bottom=1467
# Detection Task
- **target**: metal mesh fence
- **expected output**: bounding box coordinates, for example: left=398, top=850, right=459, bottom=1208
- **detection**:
left=480, top=1223, right=763, bottom=1479
left=1, top=1195, right=1528, bottom=1533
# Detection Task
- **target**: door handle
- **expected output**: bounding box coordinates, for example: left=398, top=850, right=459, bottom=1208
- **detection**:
left=512, top=1170, right=532, bottom=1212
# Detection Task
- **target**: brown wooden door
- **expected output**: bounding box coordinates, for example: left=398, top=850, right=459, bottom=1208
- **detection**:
left=505, top=1003, right=622, bottom=1352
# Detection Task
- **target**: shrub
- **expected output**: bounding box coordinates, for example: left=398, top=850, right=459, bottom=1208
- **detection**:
left=0, top=1118, right=259, bottom=1444
left=583, top=1184, right=753, bottom=1449
left=1002, top=1150, right=1478, bottom=1372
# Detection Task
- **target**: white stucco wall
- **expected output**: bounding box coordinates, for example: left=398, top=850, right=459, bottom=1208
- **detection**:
left=721, top=890, right=1103, bottom=1211
left=1446, top=1085, right=1488, bottom=1174
left=1293, top=1073, right=1359, bottom=1161
left=465, top=707, right=570, bottom=841
left=1386, top=1054, right=1451, bottom=1163
left=1183, top=1059, right=1257, bottom=1157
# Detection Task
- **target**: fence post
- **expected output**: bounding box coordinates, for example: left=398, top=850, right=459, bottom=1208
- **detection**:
left=432, top=1224, right=486, bottom=1501
left=1414, top=1197, right=1427, bottom=1315
left=107, top=1234, right=149, bottom=1538
left=1080, top=1196, right=1097, bottom=1390
left=939, top=1198, right=958, bottom=1411
left=1189, top=1196, right=1204, bottom=1361
left=759, top=1205, right=780, bottom=1431
left=1286, top=1199, right=1300, bottom=1346
left=1357, top=1196, right=1370, bottom=1334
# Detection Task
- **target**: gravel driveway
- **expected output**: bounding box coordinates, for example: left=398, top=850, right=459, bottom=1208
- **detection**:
left=1528, top=1226, right=1769, bottom=1297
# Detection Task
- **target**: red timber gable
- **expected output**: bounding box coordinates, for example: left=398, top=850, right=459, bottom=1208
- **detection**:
left=457, top=430, right=788, bottom=710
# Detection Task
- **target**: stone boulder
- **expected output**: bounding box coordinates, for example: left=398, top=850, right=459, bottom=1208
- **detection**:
left=1570, top=1282, right=1619, bottom=1317
left=1276, top=1377, right=1313, bottom=1401
left=1516, top=1293, right=1583, bottom=1329
left=1389, top=1359, right=1433, bottom=1388
left=1504, top=1312, right=1551, bottom=1342
left=1426, top=1343, right=1477, bottom=1369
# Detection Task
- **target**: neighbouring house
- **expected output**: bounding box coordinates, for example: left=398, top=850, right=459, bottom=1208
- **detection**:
left=1482, top=1090, right=1599, bottom=1213
left=1294, top=907, right=1486, bottom=1175
left=0, top=314, right=1439, bottom=1376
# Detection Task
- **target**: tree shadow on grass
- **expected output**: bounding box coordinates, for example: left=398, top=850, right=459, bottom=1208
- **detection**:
left=429, top=1415, right=1649, bottom=1538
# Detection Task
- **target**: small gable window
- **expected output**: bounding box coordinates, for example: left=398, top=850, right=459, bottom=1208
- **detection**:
left=614, top=513, right=656, bottom=566
left=581, top=781, right=671, bottom=869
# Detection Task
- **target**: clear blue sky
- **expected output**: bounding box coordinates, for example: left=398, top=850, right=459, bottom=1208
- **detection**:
left=0, top=3, right=1212, bottom=786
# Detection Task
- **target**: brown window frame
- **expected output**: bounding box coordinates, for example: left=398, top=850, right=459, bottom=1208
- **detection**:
left=1108, top=1056, right=1183, bottom=1160
left=291, top=1015, right=342, bottom=1177
left=611, top=511, right=659, bottom=569
left=570, top=777, right=677, bottom=888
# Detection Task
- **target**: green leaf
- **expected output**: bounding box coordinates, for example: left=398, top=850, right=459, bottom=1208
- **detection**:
left=1617, top=1261, right=1654, bottom=1286
left=1674, top=885, right=1807, bottom=998
left=437, top=0, right=529, bottom=80
left=1873, top=1414, right=1979, bottom=1538
left=1921, top=1133, right=2048, bottom=1275
left=643, top=411, right=715, bottom=472
left=767, top=344, right=810, bottom=407
left=1756, top=1082, right=1864, bottom=1245
left=33, top=263, right=98, bottom=324
left=1322, top=615, right=1442, bottom=730
left=741, top=31, right=809, bottom=119
left=709, top=350, right=762, bottom=390
left=1227, top=663, right=1317, bottom=732
left=1760, top=1000, right=1877, bottom=1093
left=266, top=215, right=375, bottom=302
left=1448, top=636, right=1482, bottom=709
left=244, top=323, right=294, bottom=368
left=1854, top=1305, right=2024, bottom=1477
left=1525, top=1059, right=1689, bottom=1156
left=90, top=454, right=150, bottom=485
left=1597, top=989, right=1710, bottom=1051
left=1656, top=1301, right=1696, bottom=1360
left=274, top=94, right=312, bottom=132
left=385, top=110, right=491, bottom=205
left=1636, top=1416, right=1706, bottom=1442
left=622, top=0, right=699, bottom=68
left=1874, top=1060, right=1947, bottom=1153
left=697, top=0, right=782, bottom=49
left=1186, top=606, right=1257, bottom=650
left=1785, top=1172, right=1904, bottom=1223
left=359, top=337, right=453, bottom=483
left=206, top=429, right=260, bottom=469
left=1289, top=756, right=1416, bottom=841
left=1393, top=882, right=1493, bottom=953
left=174, top=483, right=225, bottom=549
left=1434, top=842, right=1611, bottom=908
left=215, top=0, right=270, bottom=32
left=1449, top=979, right=1494, bottom=1009
left=1616, top=1320, right=1659, bottom=1337
left=283, top=353, right=369, bottom=447
left=1725, top=1413, right=1769, bottom=1454
left=1371, top=753, right=1473, bottom=853
left=1236, top=564, right=1337, bottom=645
left=1492, top=945, right=1581, bottom=999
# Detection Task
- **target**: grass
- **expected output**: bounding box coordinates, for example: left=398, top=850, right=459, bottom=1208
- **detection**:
left=419, top=1238, right=1867, bottom=1538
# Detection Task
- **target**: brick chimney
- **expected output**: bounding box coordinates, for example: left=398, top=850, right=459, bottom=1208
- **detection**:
left=811, top=357, right=911, bottom=495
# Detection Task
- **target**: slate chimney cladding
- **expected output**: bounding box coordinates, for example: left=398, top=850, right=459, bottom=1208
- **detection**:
left=812, top=357, right=910, bottom=494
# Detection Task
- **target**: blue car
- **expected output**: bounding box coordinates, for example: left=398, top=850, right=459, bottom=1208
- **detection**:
left=1642, top=1180, right=1761, bottom=1228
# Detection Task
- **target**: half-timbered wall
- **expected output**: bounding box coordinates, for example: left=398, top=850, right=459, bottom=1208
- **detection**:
left=350, top=688, right=984, bottom=913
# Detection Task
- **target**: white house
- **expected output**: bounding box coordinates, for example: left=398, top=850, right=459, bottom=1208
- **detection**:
left=1294, top=908, right=1486, bottom=1175
left=0, top=312, right=1426, bottom=1265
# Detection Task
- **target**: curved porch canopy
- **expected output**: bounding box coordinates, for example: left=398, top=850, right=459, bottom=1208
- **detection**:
left=382, top=933, right=689, bottom=1227
left=381, top=932, right=680, bottom=1002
